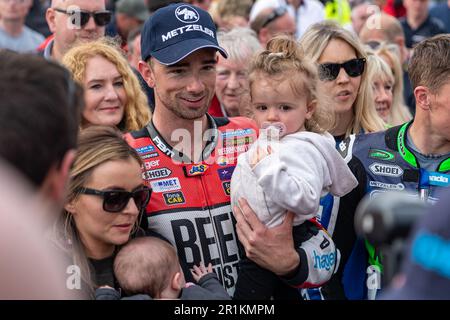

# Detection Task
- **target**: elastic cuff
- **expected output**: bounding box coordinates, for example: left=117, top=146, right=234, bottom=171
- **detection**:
left=197, top=272, right=218, bottom=286
left=95, top=287, right=121, bottom=300
left=280, top=249, right=309, bottom=287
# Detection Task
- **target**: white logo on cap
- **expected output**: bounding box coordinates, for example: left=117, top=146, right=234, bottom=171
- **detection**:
left=175, top=5, right=199, bottom=23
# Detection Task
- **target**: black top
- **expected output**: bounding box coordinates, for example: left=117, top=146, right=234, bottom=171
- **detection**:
left=430, top=3, right=450, bottom=33
left=400, top=15, right=446, bottom=48
left=89, top=255, right=117, bottom=289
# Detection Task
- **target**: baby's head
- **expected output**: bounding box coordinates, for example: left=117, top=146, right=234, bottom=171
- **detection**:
left=248, top=35, right=332, bottom=136
left=114, top=237, right=185, bottom=299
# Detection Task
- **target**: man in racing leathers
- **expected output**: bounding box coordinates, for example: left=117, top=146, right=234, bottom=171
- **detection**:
left=125, top=3, right=337, bottom=297
left=319, top=34, right=450, bottom=300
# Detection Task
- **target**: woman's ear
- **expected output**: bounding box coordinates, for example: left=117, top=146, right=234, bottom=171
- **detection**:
left=64, top=200, right=77, bottom=215
left=306, top=100, right=317, bottom=119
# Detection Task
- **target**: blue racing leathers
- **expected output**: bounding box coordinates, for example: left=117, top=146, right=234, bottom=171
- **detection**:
left=319, top=122, right=450, bottom=300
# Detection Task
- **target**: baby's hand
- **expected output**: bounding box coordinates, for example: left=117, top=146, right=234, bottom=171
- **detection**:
left=190, top=262, right=213, bottom=282
left=249, top=145, right=272, bottom=168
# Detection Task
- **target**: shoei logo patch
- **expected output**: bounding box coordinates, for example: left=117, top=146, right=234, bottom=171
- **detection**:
left=175, top=5, right=199, bottom=23
left=369, top=163, right=404, bottom=177
left=142, top=168, right=172, bottom=181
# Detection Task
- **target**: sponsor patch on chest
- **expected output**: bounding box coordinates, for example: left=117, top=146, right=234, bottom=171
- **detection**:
left=150, top=177, right=181, bottom=192
left=368, top=148, right=395, bottom=162
left=163, top=191, right=186, bottom=205
left=369, top=181, right=405, bottom=190
left=143, top=168, right=172, bottom=181
left=369, top=162, right=404, bottom=177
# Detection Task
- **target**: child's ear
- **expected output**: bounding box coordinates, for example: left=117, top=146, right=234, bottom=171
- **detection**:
left=171, top=272, right=183, bottom=291
left=306, top=100, right=317, bottom=120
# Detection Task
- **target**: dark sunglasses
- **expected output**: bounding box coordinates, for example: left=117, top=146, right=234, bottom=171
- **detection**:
left=54, top=8, right=112, bottom=27
left=261, top=6, right=288, bottom=28
left=318, top=58, right=366, bottom=81
left=77, top=186, right=151, bottom=213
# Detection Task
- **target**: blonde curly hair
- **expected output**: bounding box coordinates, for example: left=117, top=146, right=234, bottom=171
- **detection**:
left=248, top=35, right=333, bottom=134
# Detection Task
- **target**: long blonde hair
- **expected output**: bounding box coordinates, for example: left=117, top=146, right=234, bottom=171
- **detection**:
left=53, top=126, right=143, bottom=297
left=62, top=38, right=151, bottom=132
left=366, top=50, right=412, bottom=126
left=248, top=35, right=333, bottom=133
left=300, top=21, right=385, bottom=137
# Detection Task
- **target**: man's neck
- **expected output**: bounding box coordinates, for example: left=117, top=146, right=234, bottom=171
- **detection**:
left=407, top=14, right=427, bottom=30
left=152, top=108, right=210, bottom=161
left=0, top=19, right=24, bottom=37
left=409, top=121, right=450, bottom=156
left=51, top=42, right=64, bottom=62
left=330, top=110, right=353, bottom=136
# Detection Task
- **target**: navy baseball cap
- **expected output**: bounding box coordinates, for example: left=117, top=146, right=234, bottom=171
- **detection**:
left=141, top=3, right=227, bottom=65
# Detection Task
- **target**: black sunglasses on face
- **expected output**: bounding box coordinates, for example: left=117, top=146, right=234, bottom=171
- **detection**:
left=54, top=8, right=112, bottom=27
left=77, top=186, right=151, bottom=213
left=318, top=58, right=366, bottom=81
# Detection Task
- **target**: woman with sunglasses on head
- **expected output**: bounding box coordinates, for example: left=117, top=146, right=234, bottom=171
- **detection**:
left=53, top=125, right=152, bottom=297
left=62, top=37, right=151, bottom=132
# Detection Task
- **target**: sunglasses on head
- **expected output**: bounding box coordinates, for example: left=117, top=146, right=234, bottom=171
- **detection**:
left=77, top=186, right=151, bottom=213
left=318, top=58, right=366, bottom=81
left=365, top=41, right=401, bottom=58
left=54, top=8, right=112, bottom=27
left=261, top=6, right=288, bottom=28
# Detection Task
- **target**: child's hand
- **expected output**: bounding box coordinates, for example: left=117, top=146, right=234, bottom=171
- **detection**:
left=249, top=145, right=272, bottom=168
left=190, top=262, right=213, bottom=282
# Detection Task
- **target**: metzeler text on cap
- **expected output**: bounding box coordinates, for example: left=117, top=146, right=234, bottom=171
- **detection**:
left=140, top=3, right=227, bottom=64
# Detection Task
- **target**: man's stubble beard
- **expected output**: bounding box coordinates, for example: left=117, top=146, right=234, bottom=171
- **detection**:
left=157, top=91, right=212, bottom=121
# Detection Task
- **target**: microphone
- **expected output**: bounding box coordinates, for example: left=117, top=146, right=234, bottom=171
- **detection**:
left=354, top=191, right=428, bottom=246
